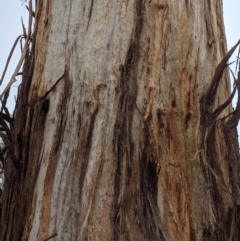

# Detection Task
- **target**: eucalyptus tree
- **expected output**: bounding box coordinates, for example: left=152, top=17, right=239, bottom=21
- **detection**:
left=1, top=1, right=240, bottom=240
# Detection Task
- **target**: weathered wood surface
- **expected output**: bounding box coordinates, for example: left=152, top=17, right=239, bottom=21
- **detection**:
left=1, top=1, right=240, bottom=240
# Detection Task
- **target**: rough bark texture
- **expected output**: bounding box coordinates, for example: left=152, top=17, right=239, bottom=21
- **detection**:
left=1, top=0, right=240, bottom=241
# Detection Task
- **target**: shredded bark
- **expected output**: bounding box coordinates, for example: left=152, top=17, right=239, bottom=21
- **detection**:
left=200, top=41, right=240, bottom=240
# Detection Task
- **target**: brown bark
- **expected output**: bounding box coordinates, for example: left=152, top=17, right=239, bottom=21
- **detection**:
left=1, top=1, right=240, bottom=240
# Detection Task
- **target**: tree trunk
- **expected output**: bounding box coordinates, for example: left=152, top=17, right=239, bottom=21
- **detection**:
left=1, top=0, right=240, bottom=240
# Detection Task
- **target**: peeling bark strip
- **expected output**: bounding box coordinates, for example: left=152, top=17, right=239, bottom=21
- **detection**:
left=0, top=13, right=35, bottom=239
left=0, top=60, right=65, bottom=240
left=1, top=0, right=240, bottom=241
left=200, top=42, right=240, bottom=240
left=222, top=64, right=240, bottom=240
left=0, top=1, right=64, bottom=236
left=201, top=40, right=240, bottom=119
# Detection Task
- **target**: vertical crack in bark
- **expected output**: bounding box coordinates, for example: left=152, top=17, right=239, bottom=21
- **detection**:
left=78, top=106, right=99, bottom=207
left=41, top=67, right=72, bottom=237
left=112, top=1, right=168, bottom=240
left=141, top=120, right=168, bottom=241
left=204, top=0, right=214, bottom=46
left=86, top=0, right=94, bottom=31
left=112, top=1, right=142, bottom=240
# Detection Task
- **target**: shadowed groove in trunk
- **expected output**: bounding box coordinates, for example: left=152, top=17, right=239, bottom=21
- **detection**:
left=112, top=1, right=144, bottom=239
